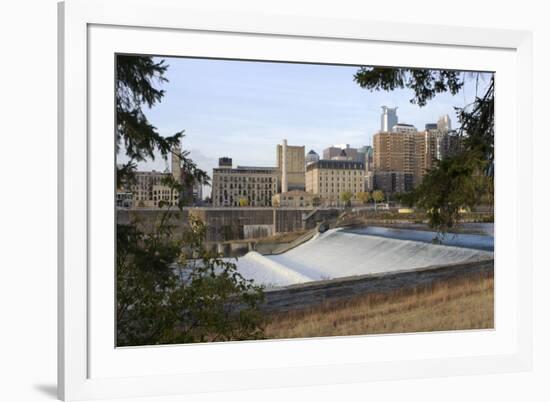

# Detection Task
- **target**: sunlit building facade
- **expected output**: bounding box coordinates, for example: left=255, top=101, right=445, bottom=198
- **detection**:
left=305, top=160, right=365, bottom=205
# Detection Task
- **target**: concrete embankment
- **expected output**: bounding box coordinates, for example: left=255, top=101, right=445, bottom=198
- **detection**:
left=260, top=259, right=494, bottom=313
left=117, top=207, right=339, bottom=242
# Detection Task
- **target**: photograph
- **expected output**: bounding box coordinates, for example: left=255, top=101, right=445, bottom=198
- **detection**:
left=3, top=0, right=546, bottom=401
left=115, top=54, right=495, bottom=347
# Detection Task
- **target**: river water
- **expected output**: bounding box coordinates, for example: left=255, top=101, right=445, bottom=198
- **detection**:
left=344, top=223, right=494, bottom=251
left=233, top=224, right=494, bottom=287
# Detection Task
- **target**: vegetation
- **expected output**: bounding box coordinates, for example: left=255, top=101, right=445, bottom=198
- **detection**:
left=117, top=213, right=265, bottom=346
left=116, top=55, right=264, bottom=346
left=340, top=190, right=353, bottom=207
left=406, top=151, right=490, bottom=239
left=264, top=273, right=493, bottom=339
left=372, top=190, right=385, bottom=204
left=354, top=67, right=494, bottom=234
left=116, top=56, right=204, bottom=188
left=357, top=191, right=371, bottom=205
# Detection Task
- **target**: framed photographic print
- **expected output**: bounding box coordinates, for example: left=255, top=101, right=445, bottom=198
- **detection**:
left=58, top=0, right=533, bottom=400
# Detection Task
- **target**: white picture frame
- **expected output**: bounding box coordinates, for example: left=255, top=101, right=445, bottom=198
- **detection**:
left=58, top=0, right=533, bottom=400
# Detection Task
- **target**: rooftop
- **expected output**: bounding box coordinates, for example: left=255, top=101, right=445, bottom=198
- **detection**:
left=235, top=165, right=278, bottom=171
left=306, top=159, right=365, bottom=171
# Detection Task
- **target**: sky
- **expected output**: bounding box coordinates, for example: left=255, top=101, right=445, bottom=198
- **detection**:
left=118, top=56, right=492, bottom=197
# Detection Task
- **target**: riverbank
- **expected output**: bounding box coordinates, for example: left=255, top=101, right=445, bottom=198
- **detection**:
left=264, top=271, right=493, bottom=339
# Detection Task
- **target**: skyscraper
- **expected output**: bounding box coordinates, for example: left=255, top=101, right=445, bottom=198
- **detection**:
left=373, top=125, right=459, bottom=194
left=391, top=123, right=417, bottom=133
left=380, top=106, right=398, bottom=132
left=358, top=145, right=374, bottom=172
left=437, top=114, right=452, bottom=132
left=373, top=132, right=417, bottom=176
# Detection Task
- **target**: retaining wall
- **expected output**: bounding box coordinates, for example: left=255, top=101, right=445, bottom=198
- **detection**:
left=117, top=207, right=332, bottom=242
left=261, top=259, right=494, bottom=313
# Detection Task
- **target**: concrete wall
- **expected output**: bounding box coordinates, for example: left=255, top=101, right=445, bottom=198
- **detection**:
left=273, top=209, right=306, bottom=233
left=117, top=207, right=327, bottom=242
left=243, top=224, right=273, bottom=239
left=191, top=208, right=275, bottom=242
left=261, top=259, right=494, bottom=313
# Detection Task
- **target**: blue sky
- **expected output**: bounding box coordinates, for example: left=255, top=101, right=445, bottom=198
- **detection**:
left=119, top=56, right=492, bottom=196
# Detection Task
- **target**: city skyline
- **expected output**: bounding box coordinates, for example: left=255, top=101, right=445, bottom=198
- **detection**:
left=117, top=56, right=492, bottom=197
left=113, top=54, right=496, bottom=346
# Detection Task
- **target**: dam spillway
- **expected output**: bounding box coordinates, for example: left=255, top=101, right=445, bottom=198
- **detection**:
left=233, top=227, right=494, bottom=288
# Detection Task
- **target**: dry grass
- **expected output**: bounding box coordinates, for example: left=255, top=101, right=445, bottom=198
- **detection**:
left=264, top=273, right=494, bottom=339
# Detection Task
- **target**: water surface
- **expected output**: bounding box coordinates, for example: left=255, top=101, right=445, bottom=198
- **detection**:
left=345, top=224, right=494, bottom=251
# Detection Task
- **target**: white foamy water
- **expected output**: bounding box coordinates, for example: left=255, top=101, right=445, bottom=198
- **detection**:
left=233, top=228, right=493, bottom=288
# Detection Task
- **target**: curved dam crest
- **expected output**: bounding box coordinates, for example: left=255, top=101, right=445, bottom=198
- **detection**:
left=234, top=227, right=494, bottom=288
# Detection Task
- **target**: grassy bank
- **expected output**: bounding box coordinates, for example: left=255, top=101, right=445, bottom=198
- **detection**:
left=263, top=273, right=494, bottom=339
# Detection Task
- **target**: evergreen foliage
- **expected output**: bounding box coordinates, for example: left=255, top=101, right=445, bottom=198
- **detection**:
left=354, top=67, right=494, bottom=233
left=115, top=55, right=264, bottom=346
